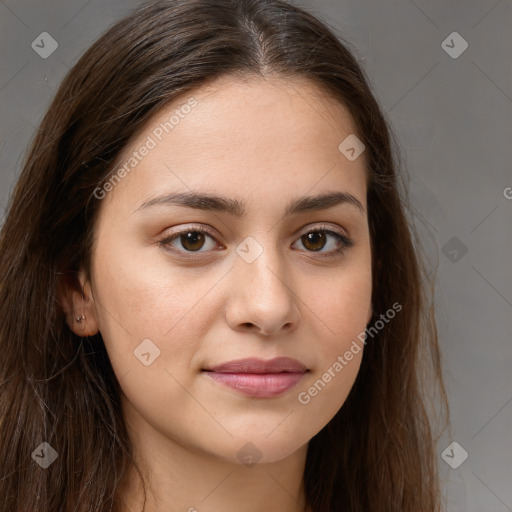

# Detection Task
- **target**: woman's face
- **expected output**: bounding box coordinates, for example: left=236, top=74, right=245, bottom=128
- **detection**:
left=79, top=75, right=372, bottom=465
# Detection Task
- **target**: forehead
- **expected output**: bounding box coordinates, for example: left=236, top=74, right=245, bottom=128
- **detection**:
left=153, top=74, right=360, bottom=156
left=103, top=74, right=368, bottom=215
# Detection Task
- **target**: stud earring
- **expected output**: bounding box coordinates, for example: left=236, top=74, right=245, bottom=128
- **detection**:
left=75, top=314, right=86, bottom=324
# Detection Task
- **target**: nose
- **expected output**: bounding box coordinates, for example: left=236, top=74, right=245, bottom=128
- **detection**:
left=225, top=240, right=300, bottom=337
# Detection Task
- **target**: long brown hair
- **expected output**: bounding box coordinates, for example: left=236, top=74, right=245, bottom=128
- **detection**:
left=0, top=0, right=448, bottom=510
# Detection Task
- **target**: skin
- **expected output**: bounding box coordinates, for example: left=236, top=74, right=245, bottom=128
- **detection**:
left=60, top=74, right=373, bottom=512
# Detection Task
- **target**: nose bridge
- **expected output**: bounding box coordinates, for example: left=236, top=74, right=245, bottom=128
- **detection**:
left=228, top=233, right=299, bottom=334
left=236, top=233, right=289, bottom=297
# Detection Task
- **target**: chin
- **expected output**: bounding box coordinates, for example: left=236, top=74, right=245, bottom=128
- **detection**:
left=229, top=434, right=308, bottom=466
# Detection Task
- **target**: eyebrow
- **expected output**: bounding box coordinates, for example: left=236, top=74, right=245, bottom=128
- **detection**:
left=136, top=190, right=366, bottom=217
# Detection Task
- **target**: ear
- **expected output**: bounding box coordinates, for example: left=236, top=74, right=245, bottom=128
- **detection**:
left=57, top=269, right=100, bottom=337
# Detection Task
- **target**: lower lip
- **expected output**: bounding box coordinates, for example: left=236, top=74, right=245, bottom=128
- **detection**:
left=204, top=372, right=305, bottom=398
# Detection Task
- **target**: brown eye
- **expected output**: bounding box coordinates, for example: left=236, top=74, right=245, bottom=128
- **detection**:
left=293, top=227, right=354, bottom=258
left=159, top=226, right=219, bottom=254
left=179, top=231, right=207, bottom=251
left=301, top=231, right=327, bottom=252
left=158, top=225, right=353, bottom=258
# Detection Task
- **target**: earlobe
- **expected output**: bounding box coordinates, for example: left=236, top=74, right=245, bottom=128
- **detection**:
left=57, top=270, right=100, bottom=337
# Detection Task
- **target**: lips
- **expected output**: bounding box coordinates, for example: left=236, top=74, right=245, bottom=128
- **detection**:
left=204, top=356, right=308, bottom=374
left=202, top=357, right=308, bottom=398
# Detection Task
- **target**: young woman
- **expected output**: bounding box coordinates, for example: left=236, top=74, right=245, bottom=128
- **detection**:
left=0, top=0, right=448, bottom=510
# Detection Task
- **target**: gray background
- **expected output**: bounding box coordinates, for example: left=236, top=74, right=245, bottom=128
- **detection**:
left=1, top=0, right=511, bottom=510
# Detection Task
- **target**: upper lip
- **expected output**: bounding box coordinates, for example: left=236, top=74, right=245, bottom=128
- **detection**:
left=203, top=357, right=308, bottom=374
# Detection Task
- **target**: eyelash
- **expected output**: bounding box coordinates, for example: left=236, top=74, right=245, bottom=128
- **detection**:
left=158, top=224, right=354, bottom=259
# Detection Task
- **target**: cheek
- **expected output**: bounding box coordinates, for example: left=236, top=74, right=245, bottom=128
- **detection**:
left=294, top=260, right=371, bottom=421
left=90, top=240, right=220, bottom=379
left=295, top=346, right=362, bottom=435
left=307, top=261, right=372, bottom=357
